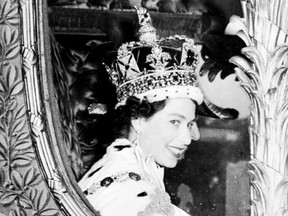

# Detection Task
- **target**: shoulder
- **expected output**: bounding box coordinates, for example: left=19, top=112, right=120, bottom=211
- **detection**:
left=87, top=172, right=156, bottom=216
left=80, top=139, right=135, bottom=175
left=78, top=138, right=141, bottom=190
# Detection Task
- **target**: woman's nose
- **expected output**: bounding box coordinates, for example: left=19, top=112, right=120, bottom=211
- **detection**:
left=191, top=123, right=200, bottom=141
left=178, top=123, right=200, bottom=145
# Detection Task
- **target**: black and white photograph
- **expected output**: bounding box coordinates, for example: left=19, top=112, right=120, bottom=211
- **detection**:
left=0, top=0, right=287, bottom=216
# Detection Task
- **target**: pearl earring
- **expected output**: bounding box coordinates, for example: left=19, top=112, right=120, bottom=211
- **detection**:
left=132, top=130, right=139, bottom=146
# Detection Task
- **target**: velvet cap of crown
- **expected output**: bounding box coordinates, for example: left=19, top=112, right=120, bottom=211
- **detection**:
left=105, top=7, right=204, bottom=106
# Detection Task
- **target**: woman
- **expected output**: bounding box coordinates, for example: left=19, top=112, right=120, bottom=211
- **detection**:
left=78, top=7, right=204, bottom=216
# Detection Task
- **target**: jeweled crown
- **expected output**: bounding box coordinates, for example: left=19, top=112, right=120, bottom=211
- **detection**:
left=105, top=7, right=204, bottom=106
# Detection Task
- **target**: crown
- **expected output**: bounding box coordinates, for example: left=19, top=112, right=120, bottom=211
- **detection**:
left=105, top=7, right=204, bottom=106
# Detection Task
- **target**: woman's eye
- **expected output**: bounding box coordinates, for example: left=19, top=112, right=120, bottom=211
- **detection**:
left=170, top=120, right=180, bottom=126
left=188, top=122, right=195, bottom=129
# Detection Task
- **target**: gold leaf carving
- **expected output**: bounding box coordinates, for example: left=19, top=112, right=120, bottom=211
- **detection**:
left=0, top=192, right=18, bottom=205
left=0, top=1, right=19, bottom=26
left=0, top=0, right=62, bottom=215
left=226, top=1, right=288, bottom=215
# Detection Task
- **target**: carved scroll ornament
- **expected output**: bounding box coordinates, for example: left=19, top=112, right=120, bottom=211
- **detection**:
left=0, top=0, right=97, bottom=215
left=15, top=0, right=96, bottom=215
left=0, top=0, right=63, bottom=215
left=225, top=0, right=288, bottom=215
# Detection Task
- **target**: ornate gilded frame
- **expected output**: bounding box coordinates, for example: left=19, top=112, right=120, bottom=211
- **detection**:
left=0, top=0, right=287, bottom=215
left=0, top=0, right=96, bottom=215
left=225, top=1, right=288, bottom=215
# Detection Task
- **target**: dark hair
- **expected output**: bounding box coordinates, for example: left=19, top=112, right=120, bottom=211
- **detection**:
left=111, top=96, right=167, bottom=139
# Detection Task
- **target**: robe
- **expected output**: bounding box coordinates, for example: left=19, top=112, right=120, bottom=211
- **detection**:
left=78, top=138, right=190, bottom=216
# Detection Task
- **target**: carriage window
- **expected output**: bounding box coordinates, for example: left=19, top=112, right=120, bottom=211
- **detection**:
left=47, top=1, right=250, bottom=215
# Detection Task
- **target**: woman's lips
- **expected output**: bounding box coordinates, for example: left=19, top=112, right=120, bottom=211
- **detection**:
left=167, top=146, right=186, bottom=158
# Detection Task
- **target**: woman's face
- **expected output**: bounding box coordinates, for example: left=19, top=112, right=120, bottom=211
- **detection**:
left=137, top=97, right=200, bottom=168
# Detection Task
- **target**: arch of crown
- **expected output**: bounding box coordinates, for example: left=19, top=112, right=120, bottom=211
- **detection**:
left=0, top=0, right=287, bottom=215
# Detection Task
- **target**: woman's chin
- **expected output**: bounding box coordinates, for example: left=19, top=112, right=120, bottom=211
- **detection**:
left=157, top=158, right=178, bottom=168
left=165, top=162, right=177, bottom=168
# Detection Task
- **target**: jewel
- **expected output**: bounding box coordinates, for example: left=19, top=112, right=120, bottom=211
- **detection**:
left=129, top=172, right=141, bottom=181
left=100, top=177, right=113, bottom=187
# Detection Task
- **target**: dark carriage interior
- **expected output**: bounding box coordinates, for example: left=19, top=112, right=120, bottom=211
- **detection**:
left=47, top=1, right=250, bottom=215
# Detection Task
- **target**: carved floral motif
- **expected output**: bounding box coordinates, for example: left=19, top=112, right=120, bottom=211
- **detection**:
left=0, top=0, right=60, bottom=215
left=226, top=0, right=288, bottom=215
